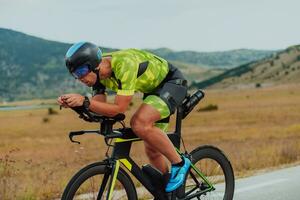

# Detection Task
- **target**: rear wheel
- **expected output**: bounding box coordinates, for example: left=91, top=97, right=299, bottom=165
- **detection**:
left=182, top=145, right=235, bottom=200
left=61, top=162, right=137, bottom=200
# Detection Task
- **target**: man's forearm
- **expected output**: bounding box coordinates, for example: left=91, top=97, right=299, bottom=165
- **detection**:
left=89, top=100, right=122, bottom=117
left=92, top=94, right=107, bottom=102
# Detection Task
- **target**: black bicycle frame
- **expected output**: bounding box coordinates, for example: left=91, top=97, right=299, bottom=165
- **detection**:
left=68, top=103, right=214, bottom=200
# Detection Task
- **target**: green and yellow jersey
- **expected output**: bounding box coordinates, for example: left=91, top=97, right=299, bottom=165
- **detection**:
left=98, top=49, right=169, bottom=96
left=92, top=48, right=187, bottom=132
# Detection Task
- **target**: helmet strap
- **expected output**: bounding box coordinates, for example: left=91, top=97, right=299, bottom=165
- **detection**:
left=92, top=69, right=101, bottom=87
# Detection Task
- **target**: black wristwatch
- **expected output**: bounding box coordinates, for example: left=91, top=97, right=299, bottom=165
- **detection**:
left=83, top=96, right=90, bottom=110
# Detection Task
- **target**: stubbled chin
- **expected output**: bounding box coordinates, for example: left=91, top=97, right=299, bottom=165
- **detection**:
left=83, top=82, right=92, bottom=87
left=90, top=80, right=97, bottom=86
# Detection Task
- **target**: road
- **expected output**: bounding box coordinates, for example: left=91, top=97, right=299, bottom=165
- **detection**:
left=58, top=165, right=300, bottom=199
left=234, top=165, right=300, bottom=200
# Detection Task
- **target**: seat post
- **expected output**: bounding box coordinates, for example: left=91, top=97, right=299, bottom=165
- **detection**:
left=175, top=106, right=183, bottom=136
left=100, top=120, right=114, bottom=136
left=173, top=106, right=183, bottom=149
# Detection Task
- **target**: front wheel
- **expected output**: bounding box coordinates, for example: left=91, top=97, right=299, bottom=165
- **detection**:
left=61, top=162, right=138, bottom=200
left=182, top=145, right=235, bottom=200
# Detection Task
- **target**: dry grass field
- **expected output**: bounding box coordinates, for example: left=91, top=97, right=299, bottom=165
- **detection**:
left=1, top=84, right=300, bottom=199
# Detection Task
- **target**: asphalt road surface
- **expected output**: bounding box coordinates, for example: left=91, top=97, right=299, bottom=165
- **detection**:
left=58, top=165, right=300, bottom=199
left=234, top=165, right=300, bottom=200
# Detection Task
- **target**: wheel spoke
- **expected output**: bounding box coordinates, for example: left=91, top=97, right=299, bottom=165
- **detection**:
left=63, top=164, right=136, bottom=200
left=182, top=147, right=234, bottom=200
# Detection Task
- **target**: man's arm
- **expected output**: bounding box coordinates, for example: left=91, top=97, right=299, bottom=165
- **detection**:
left=89, top=95, right=133, bottom=117
left=89, top=55, right=136, bottom=116
left=92, top=94, right=107, bottom=102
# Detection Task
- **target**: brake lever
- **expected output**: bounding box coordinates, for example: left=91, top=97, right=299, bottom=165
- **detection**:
left=69, top=131, right=85, bottom=144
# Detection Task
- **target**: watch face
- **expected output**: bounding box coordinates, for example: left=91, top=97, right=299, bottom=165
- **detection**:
left=83, top=97, right=90, bottom=108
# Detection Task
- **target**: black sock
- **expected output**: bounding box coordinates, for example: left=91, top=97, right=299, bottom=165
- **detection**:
left=172, top=157, right=185, bottom=167
left=163, top=172, right=170, bottom=184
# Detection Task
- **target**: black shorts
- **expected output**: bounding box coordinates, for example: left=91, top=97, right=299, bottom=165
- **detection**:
left=143, top=63, right=188, bottom=115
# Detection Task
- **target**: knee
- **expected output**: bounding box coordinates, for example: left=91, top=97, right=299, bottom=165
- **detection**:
left=130, top=116, right=151, bottom=138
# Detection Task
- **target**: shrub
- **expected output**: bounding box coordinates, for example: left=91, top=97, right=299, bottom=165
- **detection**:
left=255, top=83, right=261, bottom=88
left=282, top=62, right=287, bottom=69
left=0, top=149, right=20, bottom=200
left=279, top=143, right=299, bottom=164
left=42, top=117, right=50, bottom=123
left=48, top=108, right=58, bottom=115
left=197, top=104, right=218, bottom=112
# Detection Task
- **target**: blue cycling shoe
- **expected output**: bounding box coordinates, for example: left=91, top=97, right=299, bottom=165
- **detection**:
left=165, top=156, right=191, bottom=192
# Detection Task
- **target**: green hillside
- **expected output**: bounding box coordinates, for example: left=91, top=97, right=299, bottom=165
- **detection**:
left=0, top=28, right=275, bottom=101
left=0, top=28, right=114, bottom=101
left=192, top=45, right=300, bottom=89
left=149, top=48, right=277, bottom=69
left=166, top=60, right=226, bottom=82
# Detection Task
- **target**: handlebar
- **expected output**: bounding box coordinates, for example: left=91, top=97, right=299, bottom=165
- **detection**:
left=69, top=130, right=100, bottom=144
left=66, top=105, right=126, bottom=144
left=69, top=129, right=123, bottom=145
left=64, top=89, right=204, bottom=145
left=69, top=106, right=125, bottom=123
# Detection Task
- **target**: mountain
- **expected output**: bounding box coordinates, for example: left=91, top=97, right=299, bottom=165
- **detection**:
left=149, top=48, right=277, bottom=69
left=0, top=28, right=116, bottom=101
left=0, top=28, right=276, bottom=101
left=165, top=60, right=226, bottom=83
left=192, top=45, right=300, bottom=89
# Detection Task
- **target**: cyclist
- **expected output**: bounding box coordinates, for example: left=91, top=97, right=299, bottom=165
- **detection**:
left=57, top=42, right=190, bottom=192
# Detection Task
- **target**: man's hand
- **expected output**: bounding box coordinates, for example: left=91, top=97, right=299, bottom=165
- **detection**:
left=58, top=94, right=85, bottom=107
left=57, top=96, right=69, bottom=108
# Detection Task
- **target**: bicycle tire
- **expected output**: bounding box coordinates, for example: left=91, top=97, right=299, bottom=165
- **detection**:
left=182, top=145, right=235, bottom=200
left=61, top=162, right=138, bottom=200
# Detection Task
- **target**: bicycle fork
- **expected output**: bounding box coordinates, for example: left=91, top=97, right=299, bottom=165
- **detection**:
left=97, top=160, right=120, bottom=200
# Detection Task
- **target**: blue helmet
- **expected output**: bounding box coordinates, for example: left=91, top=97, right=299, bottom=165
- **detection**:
left=65, top=42, right=102, bottom=73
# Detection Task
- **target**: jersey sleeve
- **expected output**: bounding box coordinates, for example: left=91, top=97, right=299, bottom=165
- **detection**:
left=113, top=57, right=138, bottom=96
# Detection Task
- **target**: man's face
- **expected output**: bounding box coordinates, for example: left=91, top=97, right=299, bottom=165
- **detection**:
left=78, top=71, right=97, bottom=87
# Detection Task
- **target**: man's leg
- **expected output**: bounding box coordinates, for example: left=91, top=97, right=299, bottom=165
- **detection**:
left=144, top=141, right=169, bottom=174
left=132, top=91, right=190, bottom=192
left=130, top=103, right=182, bottom=165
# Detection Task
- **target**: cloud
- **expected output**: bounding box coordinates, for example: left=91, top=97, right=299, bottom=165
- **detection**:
left=0, top=0, right=300, bottom=51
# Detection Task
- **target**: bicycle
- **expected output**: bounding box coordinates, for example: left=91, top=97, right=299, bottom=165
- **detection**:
left=61, top=89, right=235, bottom=200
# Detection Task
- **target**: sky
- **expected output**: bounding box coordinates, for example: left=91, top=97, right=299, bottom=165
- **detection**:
left=0, top=0, right=300, bottom=52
